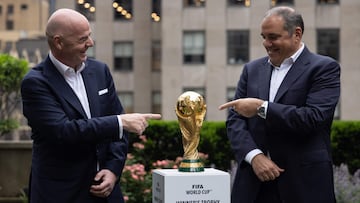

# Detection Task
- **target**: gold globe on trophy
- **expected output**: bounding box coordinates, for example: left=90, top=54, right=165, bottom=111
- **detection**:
left=175, top=91, right=207, bottom=172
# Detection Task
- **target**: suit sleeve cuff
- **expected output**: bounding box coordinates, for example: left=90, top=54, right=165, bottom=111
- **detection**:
left=116, top=115, right=123, bottom=139
left=245, top=149, right=263, bottom=164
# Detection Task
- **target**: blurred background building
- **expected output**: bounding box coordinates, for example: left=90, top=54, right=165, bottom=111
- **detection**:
left=1, top=0, right=359, bottom=126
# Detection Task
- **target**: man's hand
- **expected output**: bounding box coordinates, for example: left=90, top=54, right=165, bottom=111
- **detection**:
left=120, top=113, right=161, bottom=135
left=218, top=98, right=264, bottom=118
left=90, top=169, right=117, bottom=198
left=251, top=154, right=284, bottom=182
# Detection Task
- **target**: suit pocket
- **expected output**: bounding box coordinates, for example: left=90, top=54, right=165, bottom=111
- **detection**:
left=98, top=87, right=110, bottom=105
left=98, top=88, right=108, bottom=96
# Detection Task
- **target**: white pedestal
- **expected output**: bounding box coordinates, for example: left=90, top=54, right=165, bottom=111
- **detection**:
left=152, top=168, right=230, bottom=203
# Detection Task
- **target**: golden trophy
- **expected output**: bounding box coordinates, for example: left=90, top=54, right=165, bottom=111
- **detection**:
left=175, top=91, right=206, bottom=172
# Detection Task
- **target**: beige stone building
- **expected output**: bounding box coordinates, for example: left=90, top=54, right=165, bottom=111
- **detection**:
left=2, top=0, right=360, bottom=121
left=0, top=0, right=48, bottom=56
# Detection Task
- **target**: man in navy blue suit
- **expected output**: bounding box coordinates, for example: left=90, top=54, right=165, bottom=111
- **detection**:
left=219, top=6, right=340, bottom=203
left=21, top=8, right=161, bottom=203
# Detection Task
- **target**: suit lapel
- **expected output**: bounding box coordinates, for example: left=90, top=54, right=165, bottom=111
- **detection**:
left=274, top=47, right=311, bottom=102
left=81, top=63, right=100, bottom=118
left=258, top=59, right=272, bottom=100
left=43, top=57, right=88, bottom=118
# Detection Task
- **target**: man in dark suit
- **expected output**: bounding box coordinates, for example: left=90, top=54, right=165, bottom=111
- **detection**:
left=219, top=6, right=340, bottom=203
left=21, top=8, right=161, bottom=203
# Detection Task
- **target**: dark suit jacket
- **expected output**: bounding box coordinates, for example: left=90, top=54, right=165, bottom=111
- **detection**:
left=227, top=47, right=340, bottom=203
left=21, top=56, right=128, bottom=203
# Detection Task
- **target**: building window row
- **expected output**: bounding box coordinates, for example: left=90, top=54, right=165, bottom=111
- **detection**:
left=184, top=0, right=339, bottom=8
left=74, top=0, right=339, bottom=23
left=76, top=0, right=161, bottom=22
left=110, top=28, right=339, bottom=70
left=112, top=41, right=161, bottom=72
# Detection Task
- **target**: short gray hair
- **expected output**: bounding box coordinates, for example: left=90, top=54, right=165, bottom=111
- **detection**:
left=264, top=6, right=304, bottom=35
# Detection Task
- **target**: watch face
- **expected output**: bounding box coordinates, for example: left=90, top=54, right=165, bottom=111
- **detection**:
left=257, top=106, right=266, bottom=118
left=259, top=107, right=265, bottom=113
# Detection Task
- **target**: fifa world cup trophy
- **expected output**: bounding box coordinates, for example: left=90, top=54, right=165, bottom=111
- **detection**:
left=175, top=91, right=206, bottom=172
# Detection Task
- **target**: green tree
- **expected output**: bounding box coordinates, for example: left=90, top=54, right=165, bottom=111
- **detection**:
left=0, top=54, right=29, bottom=136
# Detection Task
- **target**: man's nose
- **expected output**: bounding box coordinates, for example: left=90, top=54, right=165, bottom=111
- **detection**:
left=263, top=39, right=272, bottom=47
left=86, top=36, right=94, bottom=47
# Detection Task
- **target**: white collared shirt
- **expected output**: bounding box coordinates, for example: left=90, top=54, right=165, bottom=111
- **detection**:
left=49, top=52, right=91, bottom=119
left=269, top=42, right=305, bottom=102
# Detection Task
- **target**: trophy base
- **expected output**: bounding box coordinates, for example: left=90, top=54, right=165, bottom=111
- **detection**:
left=178, top=159, right=204, bottom=172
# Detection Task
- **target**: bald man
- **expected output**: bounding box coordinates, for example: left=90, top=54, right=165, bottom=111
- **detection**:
left=21, top=8, right=161, bottom=203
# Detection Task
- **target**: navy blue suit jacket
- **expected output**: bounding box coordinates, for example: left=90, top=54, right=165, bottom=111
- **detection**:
left=227, top=47, right=340, bottom=203
left=21, top=56, right=128, bottom=203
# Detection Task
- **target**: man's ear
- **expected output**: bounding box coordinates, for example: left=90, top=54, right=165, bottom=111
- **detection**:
left=53, top=35, right=63, bottom=50
left=295, top=27, right=302, bottom=38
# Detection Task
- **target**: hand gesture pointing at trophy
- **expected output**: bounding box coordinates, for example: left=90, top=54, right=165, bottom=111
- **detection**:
left=175, top=91, right=206, bottom=172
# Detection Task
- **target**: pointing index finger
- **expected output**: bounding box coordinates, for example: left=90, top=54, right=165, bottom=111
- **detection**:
left=218, top=100, right=238, bottom=110
left=143, top=113, right=162, bottom=120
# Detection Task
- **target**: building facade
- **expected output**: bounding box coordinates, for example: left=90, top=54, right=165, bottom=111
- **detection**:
left=0, top=0, right=48, bottom=58
left=2, top=0, right=360, bottom=121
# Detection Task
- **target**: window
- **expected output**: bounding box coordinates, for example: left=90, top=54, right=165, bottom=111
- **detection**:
left=183, top=31, right=205, bottom=64
left=7, top=4, right=14, bottom=14
left=317, top=29, right=340, bottom=61
left=271, top=0, right=294, bottom=6
left=118, top=92, right=134, bottom=113
left=152, top=41, right=161, bottom=71
left=227, top=30, right=249, bottom=64
left=228, top=0, right=251, bottom=7
left=20, top=4, right=28, bottom=10
left=114, top=42, right=133, bottom=71
left=152, top=0, right=161, bottom=22
left=6, top=20, right=14, bottom=30
left=113, top=0, right=132, bottom=21
left=317, top=0, right=339, bottom=4
left=152, top=91, right=162, bottom=114
left=76, top=0, right=95, bottom=21
left=184, top=0, right=206, bottom=7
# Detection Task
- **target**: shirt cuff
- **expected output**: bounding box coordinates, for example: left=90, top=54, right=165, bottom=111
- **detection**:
left=264, top=101, right=268, bottom=116
left=244, top=149, right=263, bottom=164
left=116, top=115, right=123, bottom=139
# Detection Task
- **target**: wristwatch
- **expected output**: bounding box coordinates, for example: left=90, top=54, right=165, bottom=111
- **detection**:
left=257, top=102, right=267, bottom=119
